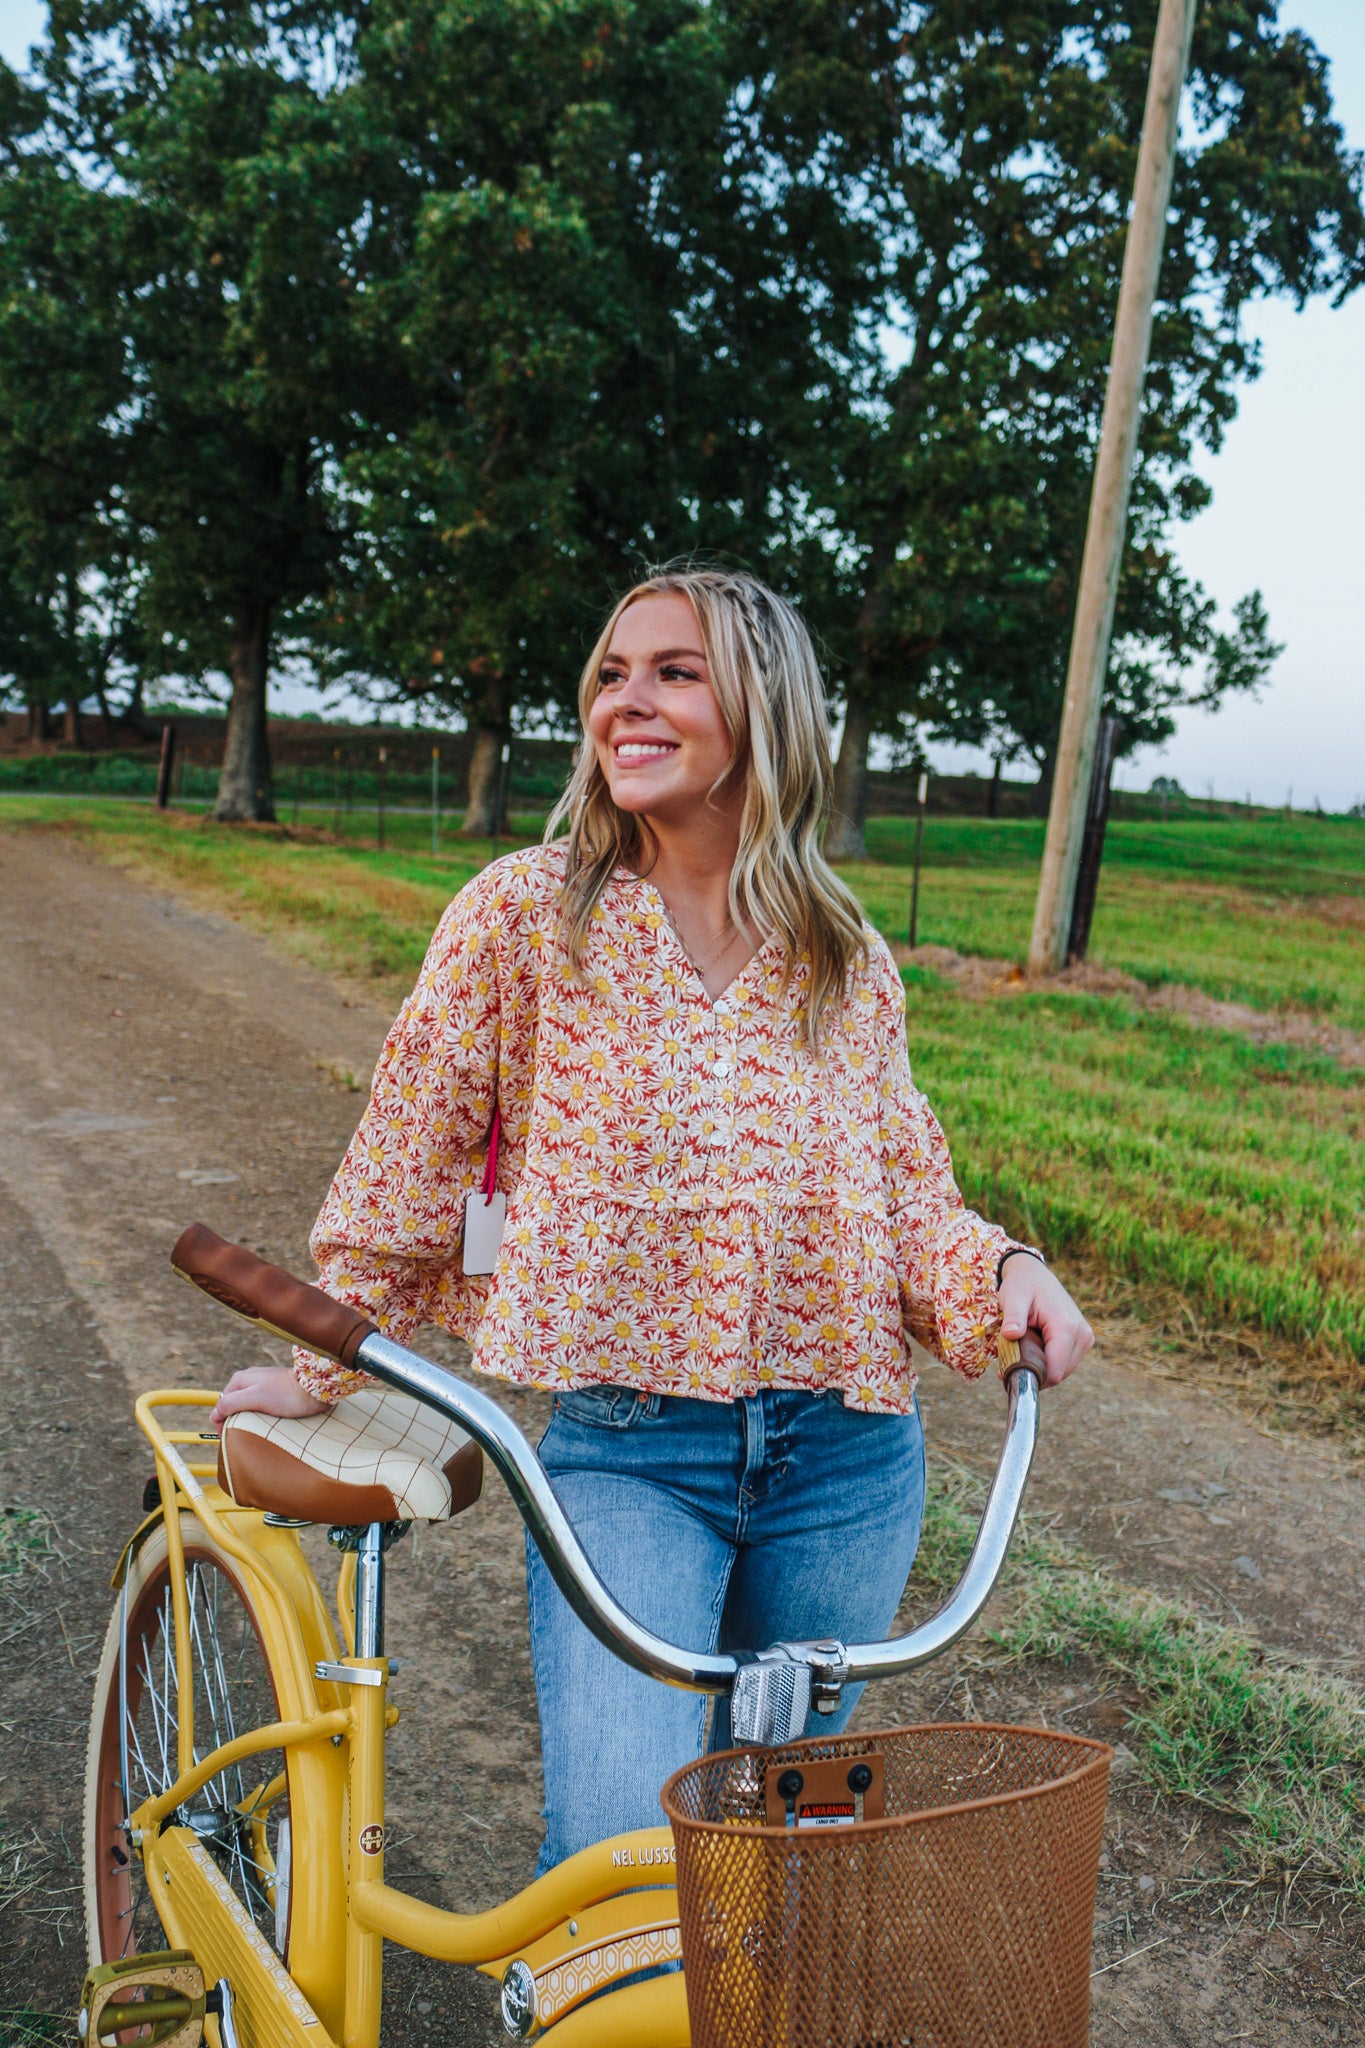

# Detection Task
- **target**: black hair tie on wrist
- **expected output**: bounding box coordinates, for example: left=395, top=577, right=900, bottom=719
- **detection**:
left=996, top=1247, right=1042, bottom=1289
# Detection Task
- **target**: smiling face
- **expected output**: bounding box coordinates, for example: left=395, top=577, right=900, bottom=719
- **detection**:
left=586, top=591, right=740, bottom=829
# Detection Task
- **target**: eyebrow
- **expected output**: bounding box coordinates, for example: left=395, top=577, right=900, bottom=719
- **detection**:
left=601, top=646, right=709, bottom=664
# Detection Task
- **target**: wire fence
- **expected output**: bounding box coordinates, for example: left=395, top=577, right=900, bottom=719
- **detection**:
left=0, top=738, right=571, bottom=815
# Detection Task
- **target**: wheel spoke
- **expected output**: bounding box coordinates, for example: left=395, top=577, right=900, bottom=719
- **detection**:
left=91, top=1535, right=288, bottom=1966
left=133, top=1631, right=170, bottom=1798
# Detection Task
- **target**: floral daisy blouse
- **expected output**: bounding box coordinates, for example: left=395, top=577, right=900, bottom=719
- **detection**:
left=294, top=843, right=1028, bottom=1414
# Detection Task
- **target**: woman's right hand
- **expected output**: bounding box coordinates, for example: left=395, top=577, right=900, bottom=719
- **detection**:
left=210, top=1366, right=330, bottom=1433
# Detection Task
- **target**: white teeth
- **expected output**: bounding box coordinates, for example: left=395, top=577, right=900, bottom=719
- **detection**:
left=616, top=743, right=677, bottom=760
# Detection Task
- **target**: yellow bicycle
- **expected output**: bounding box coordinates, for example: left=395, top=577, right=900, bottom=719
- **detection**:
left=81, top=1225, right=1045, bottom=2048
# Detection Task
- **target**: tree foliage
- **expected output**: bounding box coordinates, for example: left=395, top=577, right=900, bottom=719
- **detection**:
left=815, top=0, right=1364, bottom=848
left=308, top=0, right=887, bottom=829
left=0, top=62, right=128, bottom=739
left=22, top=0, right=382, bottom=815
left=0, top=0, right=1359, bottom=835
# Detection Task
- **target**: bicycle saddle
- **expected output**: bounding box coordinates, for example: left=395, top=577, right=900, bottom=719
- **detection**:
left=218, top=1388, right=484, bottom=1524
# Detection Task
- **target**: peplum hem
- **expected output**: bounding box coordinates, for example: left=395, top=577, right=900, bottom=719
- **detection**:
left=467, top=1194, right=927, bottom=1414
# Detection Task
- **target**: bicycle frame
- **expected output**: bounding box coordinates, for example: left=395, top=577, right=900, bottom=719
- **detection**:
left=121, top=1334, right=1041, bottom=2048
left=129, top=1392, right=690, bottom=2048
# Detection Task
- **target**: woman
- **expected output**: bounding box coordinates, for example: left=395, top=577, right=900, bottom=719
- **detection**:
left=213, top=566, right=1092, bottom=1871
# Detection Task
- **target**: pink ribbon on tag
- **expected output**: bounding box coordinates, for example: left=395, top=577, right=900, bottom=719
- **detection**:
left=480, top=1109, right=501, bottom=1203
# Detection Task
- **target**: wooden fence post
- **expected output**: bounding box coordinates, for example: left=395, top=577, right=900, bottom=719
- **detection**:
left=155, top=724, right=177, bottom=811
left=909, top=771, right=928, bottom=949
left=1066, top=717, right=1123, bottom=964
left=491, top=740, right=512, bottom=858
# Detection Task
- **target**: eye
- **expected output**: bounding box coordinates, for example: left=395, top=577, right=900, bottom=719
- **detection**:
left=659, top=663, right=701, bottom=683
left=598, top=664, right=626, bottom=690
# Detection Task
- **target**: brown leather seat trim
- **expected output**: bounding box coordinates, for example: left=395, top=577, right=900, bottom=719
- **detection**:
left=442, top=1440, right=485, bottom=1515
left=219, top=1430, right=401, bottom=1525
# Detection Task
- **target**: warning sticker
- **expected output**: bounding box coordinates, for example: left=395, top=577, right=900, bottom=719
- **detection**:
left=797, top=1801, right=856, bottom=1828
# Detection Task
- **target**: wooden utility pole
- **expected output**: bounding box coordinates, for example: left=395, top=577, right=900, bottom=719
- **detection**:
left=1028, top=0, right=1197, bottom=975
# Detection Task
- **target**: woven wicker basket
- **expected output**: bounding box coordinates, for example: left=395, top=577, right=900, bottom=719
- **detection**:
left=662, top=1722, right=1111, bottom=2048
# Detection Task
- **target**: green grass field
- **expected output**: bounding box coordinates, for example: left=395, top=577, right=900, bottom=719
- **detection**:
left=852, top=813, right=1365, bottom=1029
left=17, top=795, right=1361, bottom=1019
left=5, top=795, right=1362, bottom=1385
left=904, top=972, right=1363, bottom=1366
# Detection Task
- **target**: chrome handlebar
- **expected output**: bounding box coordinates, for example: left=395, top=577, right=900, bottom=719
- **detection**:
left=354, top=1331, right=1042, bottom=1707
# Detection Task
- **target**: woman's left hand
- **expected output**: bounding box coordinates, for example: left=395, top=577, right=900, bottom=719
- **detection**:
left=210, top=1365, right=329, bottom=1432
left=998, top=1256, right=1093, bottom=1389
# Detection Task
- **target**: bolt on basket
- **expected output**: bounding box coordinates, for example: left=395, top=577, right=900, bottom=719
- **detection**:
left=662, top=1721, right=1112, bottom=2048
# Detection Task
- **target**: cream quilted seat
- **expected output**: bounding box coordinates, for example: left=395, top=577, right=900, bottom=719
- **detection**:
left=218, top=1388, right=484, bottom=1525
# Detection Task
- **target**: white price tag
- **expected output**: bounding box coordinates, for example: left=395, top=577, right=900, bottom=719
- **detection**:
left=462, top=1191, right=507, bottom=1275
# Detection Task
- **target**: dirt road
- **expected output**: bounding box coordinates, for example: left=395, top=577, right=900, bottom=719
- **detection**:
left=1, top=826, right=1361, bottom=2045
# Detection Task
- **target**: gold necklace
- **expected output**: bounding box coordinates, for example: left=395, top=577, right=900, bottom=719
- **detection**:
left=691, top=919, right=741, bottom=972
left=659, top=898, right=739, bottom=973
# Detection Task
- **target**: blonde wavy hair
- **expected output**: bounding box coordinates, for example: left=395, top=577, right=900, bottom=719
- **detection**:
left=544, top=566, right=867, bottom=1043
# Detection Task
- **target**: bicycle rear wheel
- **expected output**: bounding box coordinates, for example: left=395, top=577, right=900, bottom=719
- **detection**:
left=83, top=1515, right=292, bottom=1965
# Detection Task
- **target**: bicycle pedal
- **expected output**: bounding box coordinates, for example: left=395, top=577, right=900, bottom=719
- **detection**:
left=79, top=1951, right=207, bottom=2048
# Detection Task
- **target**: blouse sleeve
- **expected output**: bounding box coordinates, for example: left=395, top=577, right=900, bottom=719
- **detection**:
left=871, top=947, right=1037, bottom=1381
left=292, top=869, right=511, bottom=1402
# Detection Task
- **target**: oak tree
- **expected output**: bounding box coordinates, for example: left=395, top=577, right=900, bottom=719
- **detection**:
left=0, top=62, right=128, bottom=744
left=817, top=0, right=1364, bottom=853
left=39, top=0, right=380, bottom=817
left=311, top=0, right=886, bottom=831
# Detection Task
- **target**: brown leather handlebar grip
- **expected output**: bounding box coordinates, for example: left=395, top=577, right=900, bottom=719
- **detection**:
left=997, top=1328, right=1048, bottom=1383
left=171, top=1223, right=378, bottom=1367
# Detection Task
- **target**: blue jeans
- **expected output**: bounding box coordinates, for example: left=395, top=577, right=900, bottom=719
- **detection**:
left=527, top=1385, right=926, bottom=1871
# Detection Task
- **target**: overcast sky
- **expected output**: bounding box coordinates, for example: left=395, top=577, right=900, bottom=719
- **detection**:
left=3, top=0, right=1361, bottom=809
left=1142, top=0, right=1363, bottom=812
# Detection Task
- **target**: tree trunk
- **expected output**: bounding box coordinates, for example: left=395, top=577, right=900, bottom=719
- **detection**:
left=988, top=754, right=1003, bottom=819
left=827, top=547, right=903, bottom=863
left=123, top=670, right=159, bottom=740
left=26, top=693, right=49, bottom=744
left=827, top=691, right=875, bottom=861
left=91, top=638, right=118, bottom=743
left=461, top=675, right=511, bottom=837
left=1029, top=746, right=1056, bottom=818
left=215, top=604, right=275, bottom=822
left=59, top=577, right=84, bottom=747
